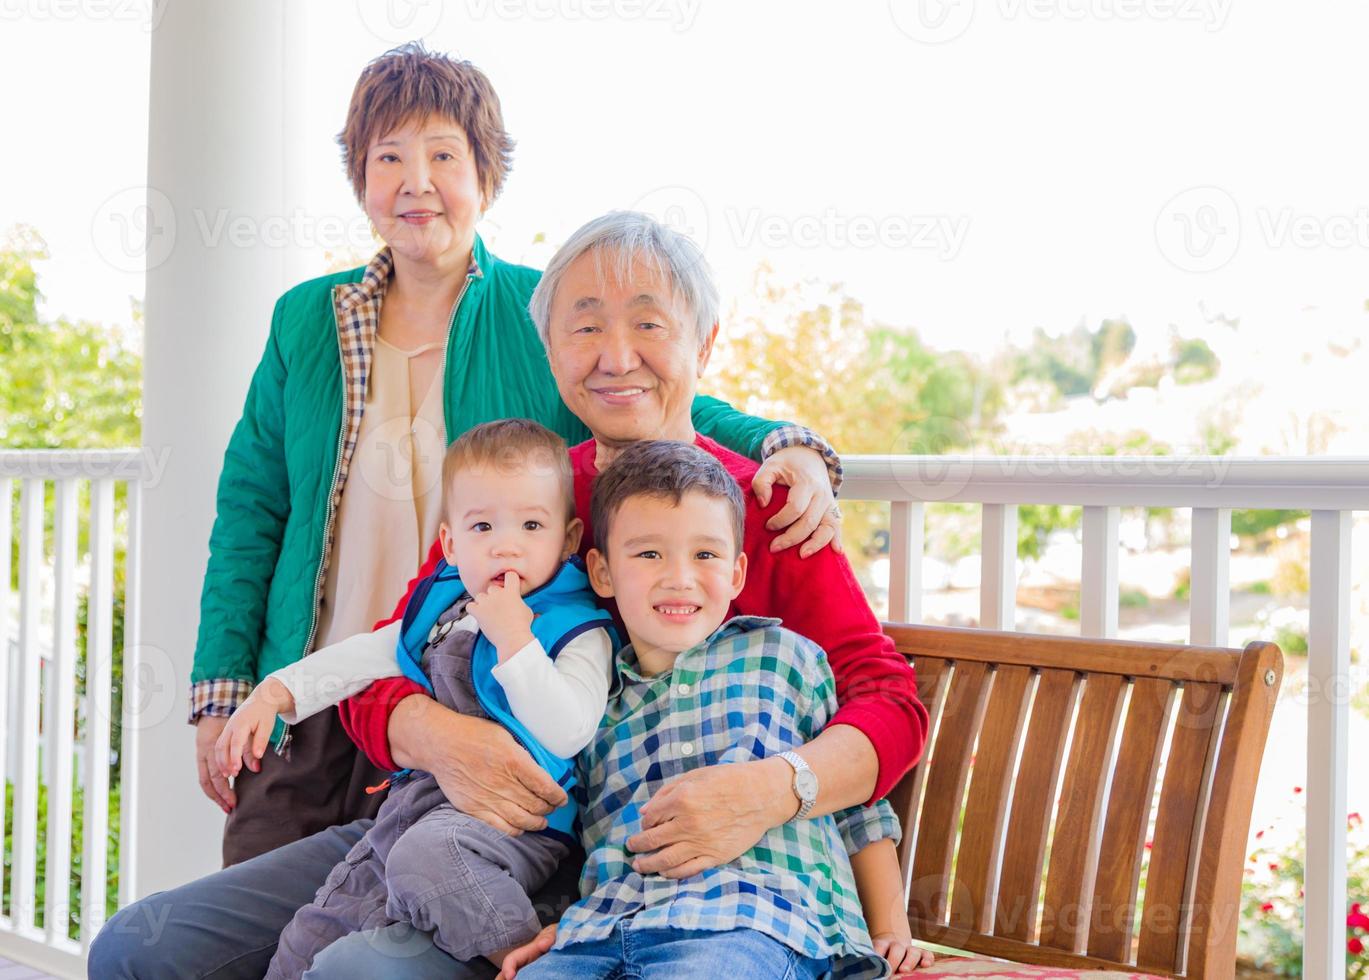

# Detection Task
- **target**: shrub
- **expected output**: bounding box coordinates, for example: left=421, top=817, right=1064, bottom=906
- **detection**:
left=1239, top=791, right=1368, bottom=977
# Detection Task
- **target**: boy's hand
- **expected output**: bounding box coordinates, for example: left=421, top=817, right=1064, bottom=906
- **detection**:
left=499, top=923, right=557, bottom=978
left=214, top=677, right=293, bottom=779
left=871, top=930, right=936, bottom=974
left=468, top=572, right=535, bottom=659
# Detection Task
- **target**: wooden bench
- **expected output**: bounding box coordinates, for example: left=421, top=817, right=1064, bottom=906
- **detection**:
left=883, top=624, right=1282, bottom=979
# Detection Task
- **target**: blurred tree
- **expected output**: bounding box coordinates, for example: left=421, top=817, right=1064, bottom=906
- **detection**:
left=708, top=267, right=1001, bottom=584
left=1172, top=335, right=1220, bottom=385
left=1, top=228, right=142, bottom=448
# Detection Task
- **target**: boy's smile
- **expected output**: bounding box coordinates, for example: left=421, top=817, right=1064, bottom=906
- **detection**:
left=587, top=490, right=747, bottom=676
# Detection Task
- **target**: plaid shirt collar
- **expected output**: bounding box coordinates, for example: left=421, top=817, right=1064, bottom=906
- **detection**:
left=334, top=246, right=483, bottom=313
left=608, top=614, right=782, bottom=697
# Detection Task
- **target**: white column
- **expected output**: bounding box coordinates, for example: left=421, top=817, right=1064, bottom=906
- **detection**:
left=136, top=0, right=308, bottom=898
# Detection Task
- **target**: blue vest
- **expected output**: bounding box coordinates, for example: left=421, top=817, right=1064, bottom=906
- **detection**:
left=395, top=555, right=617, bottom=839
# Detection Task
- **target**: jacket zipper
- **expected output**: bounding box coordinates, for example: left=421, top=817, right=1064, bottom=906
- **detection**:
left=437, top=270, right=474, bottom=437
left=280, top=298, right=352, bottom=754
left=285, top=270, right=477, bottom=752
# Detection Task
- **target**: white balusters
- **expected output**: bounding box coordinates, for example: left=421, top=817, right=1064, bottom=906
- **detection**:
left=1189, top=507, right=1231, bottom=646
left=81, top=478, right=116, bottom=947
left=0, top=478, right=10, bottom=925
left=0, top=453, right=140, bottom=974
left=45, top=480, right=79, bottom=944
left=118, top=479, right=143, bottom=907
left=1304, top=509, right=1351, bottom=980
left=979, top=503, right=1018, bottom=630
left=13, top=480, right=44, bottom=934
left=1080, top=505, right=1120, bottom=638
left=888, top=501, right=924, bottom=623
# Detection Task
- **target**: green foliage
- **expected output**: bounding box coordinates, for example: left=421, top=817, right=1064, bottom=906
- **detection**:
left=1232, top=510, right=1309, bottom=539
left=1010, top=319, right=1135, bottom=401
left=0, top=227, right=142, bottom=449
left=1172, top=335, right=1220, bottom=385
left=1273, top=623, right=1309, bottom=655
left=1172, top=570, right=1191, bottom=601
left=1017, top=504, right=1080, bottom=561
left=1120, top=588, right=1150, bottom=609
left=3, top=779, right=121, bottom=938
left=1009, top=317, right=1225, bottom=403
left=78, top=579, right=127, bottom=790
left=1240, top=804, right=1369, bottom=977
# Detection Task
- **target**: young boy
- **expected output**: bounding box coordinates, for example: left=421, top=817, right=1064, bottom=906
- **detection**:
left=214, top=419, right=619, bottom=978
left=501, top=439, right=933, bottom=979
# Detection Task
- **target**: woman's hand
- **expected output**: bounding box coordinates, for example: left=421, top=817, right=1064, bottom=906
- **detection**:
left=752, top=446, right=843, bottom=558
left=390, top=695, right=567, bottom=835
left=194, top=715, right=235, bottom=814
left=625, top=757, right=793, bottom=879
left=499, top=923, right=558, bottom=978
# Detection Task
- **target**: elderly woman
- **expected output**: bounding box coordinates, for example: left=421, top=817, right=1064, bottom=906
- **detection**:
left=91, top=213, right=926, bottom=979
left=188, top=41, right=845, bottom=868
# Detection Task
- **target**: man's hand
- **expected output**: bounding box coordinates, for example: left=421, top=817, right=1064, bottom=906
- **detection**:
left=499, top=923, right=558, bottom=978
left=752, top=446, right=843, bottom=558
left=625, top=757, right=793, bottom=879
left=194, top=715, right=235, bottom=814
left=467, top=571, right=536, bottom=659
left=391, top=696, right=567, bottom=835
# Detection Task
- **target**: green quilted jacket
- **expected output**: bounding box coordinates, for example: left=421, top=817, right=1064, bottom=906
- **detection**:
left=189, top=235, right=790, bottom=714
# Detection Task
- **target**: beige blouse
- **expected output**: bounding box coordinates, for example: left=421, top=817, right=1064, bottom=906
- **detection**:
left=314, top=336, right=447, bottom=650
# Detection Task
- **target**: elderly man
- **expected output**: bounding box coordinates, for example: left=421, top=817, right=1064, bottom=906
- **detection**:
left=91, top=213, right=927, bottom=980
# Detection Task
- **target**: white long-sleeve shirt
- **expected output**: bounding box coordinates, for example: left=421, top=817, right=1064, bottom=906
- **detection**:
left=270, top=616, right=614, bottom=759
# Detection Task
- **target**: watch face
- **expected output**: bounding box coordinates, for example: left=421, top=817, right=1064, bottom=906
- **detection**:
left=795, top=769, right=819, bottom=801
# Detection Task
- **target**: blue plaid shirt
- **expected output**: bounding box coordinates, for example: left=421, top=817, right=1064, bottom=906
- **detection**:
left=557, top=616, right=899, bottom=978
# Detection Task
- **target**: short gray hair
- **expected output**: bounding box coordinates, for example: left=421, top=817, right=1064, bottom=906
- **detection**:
left=528, top=211, right=720, bottom=351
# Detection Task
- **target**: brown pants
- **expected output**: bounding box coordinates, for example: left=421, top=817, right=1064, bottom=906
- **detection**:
left=223, top=708, right=388, bottom=867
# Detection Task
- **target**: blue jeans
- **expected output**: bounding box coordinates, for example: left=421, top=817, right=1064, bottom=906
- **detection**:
left=515, top=922, right=831, bottom=979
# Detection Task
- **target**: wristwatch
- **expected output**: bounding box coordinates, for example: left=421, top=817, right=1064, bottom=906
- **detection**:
left=778, top=750, right=818, bottom=822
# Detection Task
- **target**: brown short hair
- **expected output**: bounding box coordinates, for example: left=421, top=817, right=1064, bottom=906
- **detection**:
left=590, top=441, right=745, bottom=556
left=336, top=42, right=514, bottom=208
left=442, top=420, right=574, bottom=523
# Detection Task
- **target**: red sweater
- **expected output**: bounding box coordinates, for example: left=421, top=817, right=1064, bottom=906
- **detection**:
left=339, top=436, right=928, bottom=803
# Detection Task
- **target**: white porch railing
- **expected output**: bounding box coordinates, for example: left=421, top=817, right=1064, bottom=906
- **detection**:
left=0, top=449, right=1363, bottom=978
left=0, top=450, right=143, bottom=979
left=841, top=454, right=1366, bottom=980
